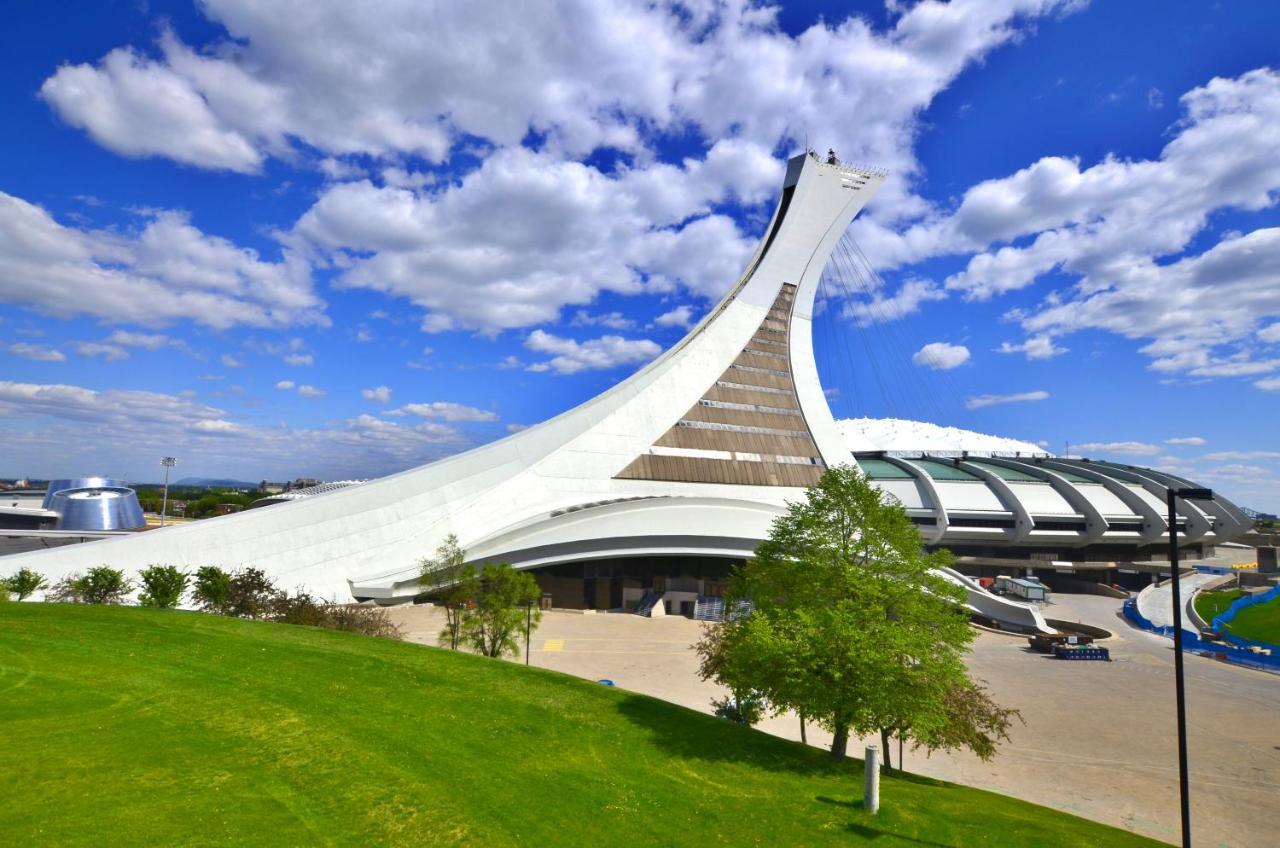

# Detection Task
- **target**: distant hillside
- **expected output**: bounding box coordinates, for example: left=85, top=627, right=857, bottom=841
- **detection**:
left=172, top=477, right=258, bottom=488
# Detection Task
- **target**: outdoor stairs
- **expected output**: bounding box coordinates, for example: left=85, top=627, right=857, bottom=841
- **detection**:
left=634, top=590, right=662, bottom=617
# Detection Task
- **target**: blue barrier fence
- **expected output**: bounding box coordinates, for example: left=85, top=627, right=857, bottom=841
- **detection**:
left=1211, top=584, right=1280, bottom=653
left=1122, top=597, right=1280, bottom=673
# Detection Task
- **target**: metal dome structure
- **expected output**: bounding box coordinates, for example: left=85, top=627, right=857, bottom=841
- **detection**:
left=41, top=478, right=129, bottom=510
left=48, top=486, right=146, bottom=532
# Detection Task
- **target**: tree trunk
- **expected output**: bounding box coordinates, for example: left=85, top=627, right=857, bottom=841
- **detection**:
left=800, top=713, right=807, bottom=745
left=830, top=722, right=849, bottom=759
left=880, top=728, right=893, bottom=772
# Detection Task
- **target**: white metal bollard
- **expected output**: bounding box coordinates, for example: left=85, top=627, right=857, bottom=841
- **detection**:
left=864, top=744, right=880, bottom=814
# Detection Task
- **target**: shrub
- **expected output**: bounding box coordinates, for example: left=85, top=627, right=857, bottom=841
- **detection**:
left=271, top=590, right=402, bottom=639
left=321, top=604, right=402, bottom=640
left=712, top=690, right=766, bottom=726
left=138, top=565, right=189, bottom=609
left=0, top=584, right=8, bottom=602
left=227, top=568, right=280, bottom=619
left=192, top=566, right=232, bottom=613
left=4, top=567, right=48, bottom=601
left=50, top=567, right=133, bottom=605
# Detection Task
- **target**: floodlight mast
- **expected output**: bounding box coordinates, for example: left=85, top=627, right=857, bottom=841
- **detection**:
left=160, top=457, right=177, bottom=527
left=1166, top=486, right=1212, bottom=848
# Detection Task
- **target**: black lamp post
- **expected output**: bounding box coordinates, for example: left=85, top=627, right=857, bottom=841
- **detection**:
left=524, top=599, right=533, bottom=666
left=1166, top=486, right=1212, bottom=848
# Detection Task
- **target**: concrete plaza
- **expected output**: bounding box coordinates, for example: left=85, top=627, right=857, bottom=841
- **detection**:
left=385, top=592, right=1279, bottom=848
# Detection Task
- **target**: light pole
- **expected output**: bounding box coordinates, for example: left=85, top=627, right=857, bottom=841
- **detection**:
left=1166, top=485, right=1212, bottom=848
left=524, top=599, right=533, bottom=666
left=160, top=456, right=177, bottom=526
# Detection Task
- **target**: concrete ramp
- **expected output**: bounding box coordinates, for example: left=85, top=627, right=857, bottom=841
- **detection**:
left=937, top=567, right=1055, bottom=634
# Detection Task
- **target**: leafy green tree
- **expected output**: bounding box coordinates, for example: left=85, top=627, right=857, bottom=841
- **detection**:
left=138, top=565, right=189, bottom=609
left=697, top=464, right=995, bottom=764
left=50, top=567, right=134, bottom=605
left=418, top=535, right=478, bottom=650
left=4, top=567, right=48, bottom=600
left=192, top=566, right=232, bottom=613
left=460, top=563, right=542, bottom=658
left=910, top=680, right=1020, bottom=763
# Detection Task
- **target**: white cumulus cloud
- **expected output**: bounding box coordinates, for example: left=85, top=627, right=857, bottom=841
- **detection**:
left=965, top=390, right=1049, bottom=409
left=911, top=342, right=970, bottom=370
left=9, top=342, right=65, bottom=362
left=1074, top=441, right=1162, bottom=456
left=396, top=402, right=497, bottom=422
left=524, top=330, right=661, bottom=375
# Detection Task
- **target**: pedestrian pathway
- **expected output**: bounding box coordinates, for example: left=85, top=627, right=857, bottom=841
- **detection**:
left=1137, top=572, right=1218, bottom=633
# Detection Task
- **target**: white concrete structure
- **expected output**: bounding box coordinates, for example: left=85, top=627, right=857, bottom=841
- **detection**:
left=4, top=152, right=1249, bottom=629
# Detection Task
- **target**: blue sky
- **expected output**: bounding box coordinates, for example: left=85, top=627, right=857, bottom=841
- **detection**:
left=1, top=0, right=1278, bottom=511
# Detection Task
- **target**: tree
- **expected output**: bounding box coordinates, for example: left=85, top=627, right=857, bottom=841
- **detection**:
left=138, top=565, right=188, bottom=609
left=192, top=566, right=232, bottom=613
left=911, top=680, right=1021, bottom=762
left=418, top=535, right=478, bottom=650
left=50, top=567, right=133, bottom=604
left=697, top=464, right=997, bottom=764
left=3, top=567, right=47, bottom=601
left=460, top=563, right=542, bottom=658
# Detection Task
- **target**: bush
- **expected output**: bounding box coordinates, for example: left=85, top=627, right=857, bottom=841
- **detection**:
left=49, top=567, right=133, bottom=605
left=227, top=568, right=280, bottom=619
left=138, top=565, right=188, bottom=609
left=712, top=690, right=766, bottom=726
left=4, top=567, right=48, bottom=601
left=0, top=584, right=8, bottom=602
left=192, top=566, right=232, bottom=613
left=272, top=590, right=402, bottom=639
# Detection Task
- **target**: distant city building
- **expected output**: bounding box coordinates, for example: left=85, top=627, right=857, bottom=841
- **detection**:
left=5, top=153, right=1251, bottom=627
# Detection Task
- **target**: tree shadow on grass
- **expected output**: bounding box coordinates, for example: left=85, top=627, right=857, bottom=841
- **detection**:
left=612, top=692, right=847, bottom=776
left=817, top=798, right=958, bottom=846
left=843, top=822, right=956, bottom=847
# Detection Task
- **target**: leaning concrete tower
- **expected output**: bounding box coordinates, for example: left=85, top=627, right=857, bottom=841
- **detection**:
left=6, top=151, right=1247, bottom=627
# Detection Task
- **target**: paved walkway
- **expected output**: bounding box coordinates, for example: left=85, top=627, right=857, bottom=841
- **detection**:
left=1138, top=572, right=1219, bottom=632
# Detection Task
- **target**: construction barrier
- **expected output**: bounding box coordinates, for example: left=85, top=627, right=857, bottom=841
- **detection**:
left=1122, top=598, right=1280, bottom=673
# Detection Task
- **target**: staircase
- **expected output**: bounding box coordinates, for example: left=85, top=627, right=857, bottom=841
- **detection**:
left=634, top=590, right=662, bottom=617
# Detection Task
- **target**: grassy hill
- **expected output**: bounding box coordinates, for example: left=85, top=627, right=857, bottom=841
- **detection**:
left=0, top=604, right=1161, bottom=847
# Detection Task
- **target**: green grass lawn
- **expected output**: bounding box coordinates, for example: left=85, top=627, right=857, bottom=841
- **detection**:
left=1194, top=588, right=1243, bottom=623
left=0, top=604, right=1162, bottom=847
left=1195, top=588, right=1280, bottom=646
